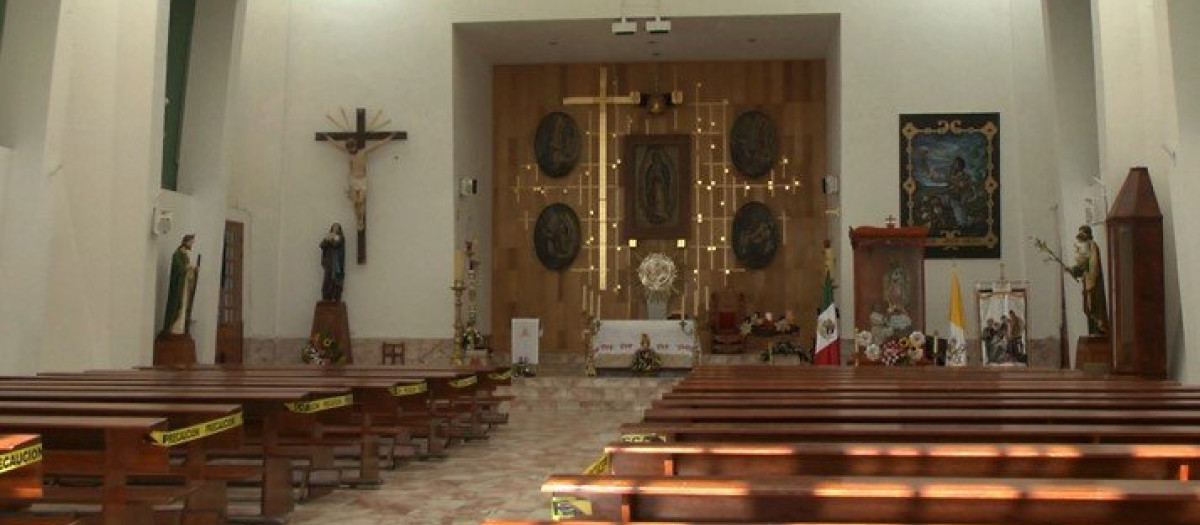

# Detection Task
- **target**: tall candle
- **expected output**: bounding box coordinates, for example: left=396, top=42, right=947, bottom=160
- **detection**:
left=582, top=286, right=588, bottom=311
left=454, top=250, right=465, bottom=282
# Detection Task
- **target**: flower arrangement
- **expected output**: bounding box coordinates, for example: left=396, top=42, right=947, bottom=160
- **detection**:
left=758, top=340, right=812, bottom=364
left=739, top=310, right=799, bottom=337
left=511, top=357, right=536, bottom=378
left=631, top=333, right=663, bottom=376
left=460, top=326, right=483, bottom=351
left=855, top=329, right=928, bottom=366
left=301, top=331, right=346, bottom=366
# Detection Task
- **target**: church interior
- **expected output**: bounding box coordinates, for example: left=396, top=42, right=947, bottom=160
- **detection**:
left=0, top=1, right=1199, bottom=524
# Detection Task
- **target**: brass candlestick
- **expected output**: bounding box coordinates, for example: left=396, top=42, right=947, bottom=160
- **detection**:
left=582, top=311, right=599, bottom=377
left=451, top=280, right=466, bottom=366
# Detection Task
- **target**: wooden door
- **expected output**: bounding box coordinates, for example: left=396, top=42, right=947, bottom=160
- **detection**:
left=215, top=220, right=244, bottom=364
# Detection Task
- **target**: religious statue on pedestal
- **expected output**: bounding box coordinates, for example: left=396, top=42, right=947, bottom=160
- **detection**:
left=1066, top=225, right=1109, bottom=335
left=320, top=223, right=346, bottom=302
left=162, top=234, right=198, bottom=335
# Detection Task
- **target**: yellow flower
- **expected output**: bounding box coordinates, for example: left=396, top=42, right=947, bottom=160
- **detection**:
left=323, top=337, right=334, bottom=347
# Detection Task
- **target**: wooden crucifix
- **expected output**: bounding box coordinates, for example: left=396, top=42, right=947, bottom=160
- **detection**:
left=315, top=107, right=407, bottom=264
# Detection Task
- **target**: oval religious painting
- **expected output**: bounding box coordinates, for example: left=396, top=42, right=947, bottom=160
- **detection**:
left=533, top=203, right=581, bottom=271
left=731, top=201, right=780, bottom=269
left=729, top=110, right=778, bottom=178
left=533, top=112, right=581, bottom=178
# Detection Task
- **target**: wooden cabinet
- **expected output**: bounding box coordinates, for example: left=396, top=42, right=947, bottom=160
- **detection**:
left=1107, top=167, right=1166, bottom=378
left=849, top=225, right=929, bottom=339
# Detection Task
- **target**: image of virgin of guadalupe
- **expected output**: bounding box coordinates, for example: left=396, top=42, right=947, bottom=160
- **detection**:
left=639, top=147, right=674, bottom=225
left=320, top=223, right=346, bottom=302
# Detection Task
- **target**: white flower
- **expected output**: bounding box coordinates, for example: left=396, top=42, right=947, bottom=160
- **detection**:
left=888, top=313, right=913, bottom=330
left=869, top=312, right=886, bottom=326
left=907, top=345, right=924, bottom=361
left=855, top=330, right=873, bottom=347
left=865, top=344, right=882, bottom=361
left=908, top=331, right=926, bottom=348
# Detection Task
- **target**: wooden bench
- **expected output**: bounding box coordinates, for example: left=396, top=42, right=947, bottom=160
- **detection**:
left=0, top=434, right=43, bottom=508
left=542, top=474, right=1200, bottom=524
left=0, top=401, right=245, bottom=525
left=640, top=407, right=1200, bottom=425
left=604, top=441, right=1200, bottom=480
left=0, top=415, right=192, bottom=525
left=0, top=385, right=350, bottom=519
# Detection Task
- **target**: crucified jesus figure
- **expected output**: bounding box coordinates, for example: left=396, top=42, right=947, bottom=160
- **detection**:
left=321, top=136, right=398, bottom=232
left=314, top=107, right=408, bottom=264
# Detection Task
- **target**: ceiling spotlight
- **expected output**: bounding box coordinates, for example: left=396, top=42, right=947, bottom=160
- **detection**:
left=646, top=17, right=671, bottom=34
left=612, top=18, right=637, bottom=35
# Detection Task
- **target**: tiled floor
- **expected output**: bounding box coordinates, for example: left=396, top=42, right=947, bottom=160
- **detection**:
left=286, top=408, right=639, bottom=525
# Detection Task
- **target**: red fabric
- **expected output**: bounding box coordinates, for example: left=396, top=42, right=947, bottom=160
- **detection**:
left=717, top=312, right=737, bottom=330
left=813, top=340, right=841, bottom=365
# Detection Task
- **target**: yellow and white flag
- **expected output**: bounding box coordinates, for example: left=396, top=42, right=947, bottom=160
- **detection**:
left=947, top=268, right=967, bottom=366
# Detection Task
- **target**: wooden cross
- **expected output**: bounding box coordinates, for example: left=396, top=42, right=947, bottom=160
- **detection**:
left=563, top=67, right=640, bottom=290
left=315, top=107, right=408, bottom=264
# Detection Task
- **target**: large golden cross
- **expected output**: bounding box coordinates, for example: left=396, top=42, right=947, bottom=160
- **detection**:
left=563, top=67, right=640, bottom=290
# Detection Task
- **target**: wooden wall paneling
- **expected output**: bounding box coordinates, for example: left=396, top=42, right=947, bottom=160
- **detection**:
left=492, top=60, right=827, bottom=358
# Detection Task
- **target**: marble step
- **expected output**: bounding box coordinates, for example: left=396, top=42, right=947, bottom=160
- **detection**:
left=496, top=377, right=680, bottom=412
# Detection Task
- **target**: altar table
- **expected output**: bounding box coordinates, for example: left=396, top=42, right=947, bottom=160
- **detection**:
left=591, top=320, right=698, bottom=369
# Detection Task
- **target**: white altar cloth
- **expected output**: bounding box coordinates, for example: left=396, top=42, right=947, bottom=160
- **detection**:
left=591, top=320, right=697, bottom=368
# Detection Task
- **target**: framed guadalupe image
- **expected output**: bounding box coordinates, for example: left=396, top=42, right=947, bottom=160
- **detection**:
left=900, top=112, right=1001, bottom=258
left=622, top=134, right=692, bottom=240
left=976, top=282, right=1028, bottom=366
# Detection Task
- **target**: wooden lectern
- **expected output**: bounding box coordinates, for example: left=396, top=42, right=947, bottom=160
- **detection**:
left=849, top=225, right=929, bottom=341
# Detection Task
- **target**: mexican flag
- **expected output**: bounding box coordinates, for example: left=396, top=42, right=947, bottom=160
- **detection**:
left=947, top=268, right=967, bottom=366
left=814, top=268, right=840, bottom=365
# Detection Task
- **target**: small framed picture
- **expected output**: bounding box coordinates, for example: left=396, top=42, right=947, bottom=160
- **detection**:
left=976, top=283, right=1028, bottom=366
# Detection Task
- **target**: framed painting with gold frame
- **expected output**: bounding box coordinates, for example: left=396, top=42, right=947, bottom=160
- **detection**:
left=622, top=134, right=692, bottom=240
left=900, top=113, right=1000, bottom=258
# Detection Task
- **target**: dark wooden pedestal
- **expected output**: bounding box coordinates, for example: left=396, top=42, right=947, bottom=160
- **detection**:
left=1075, top=334, right=1111, bottom=374
left=153, top=333, right=197, bottom=366
left=312, top=301, right=353, bottom=364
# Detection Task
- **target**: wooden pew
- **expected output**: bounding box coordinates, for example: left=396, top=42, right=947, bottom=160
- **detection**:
left=0, top=402, right=242, bottom=525
left=0, top=416, right=188, bottom=525
left=654, top=396, right=1200, bottom=410
left=15, top=374, right=430, bottom=471
left=542, top=474, right=1200, bottom=524
left=640, top=407, right=1200, bottom=426
left=0, top=386, right=350, bottom=519
left=604, top=441, right=1200, bottom=480
left=43, top=368, right=476, bottom=453
left=0, top=434, right=43, bottom=509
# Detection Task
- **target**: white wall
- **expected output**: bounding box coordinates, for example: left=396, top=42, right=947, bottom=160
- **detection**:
left=451, top=28, right=494, bottom=332
left=1044, top=0, right=1101, bottom=364
left=0, top=0, right=60, bottom=374
left=228, top=0, right=1069, bottom=348
left=160, top=0, right=242, bottom=363
left=1091, top=0, right=1185, bottom=375
left=1166, top=0, right=1200, bottom=381
left=0, top=0, right=168, bottom=373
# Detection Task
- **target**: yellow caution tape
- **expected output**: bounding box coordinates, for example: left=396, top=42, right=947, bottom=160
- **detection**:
left=286, top=394, right=354, bottom=413
left=449, top=375, right=478, bottom=388
left=0, top=443, right=43, bottom=475
left=582, top=453, right=610, bottom=475
left=149, top=412, right=244, bottom=447
left=620, top=432, right=666, bottom=443
left=550, top=495, right=592, bottom=521
left=389, top=382, right=428, bottom=397
left=488, top=370, right=512, bottom=381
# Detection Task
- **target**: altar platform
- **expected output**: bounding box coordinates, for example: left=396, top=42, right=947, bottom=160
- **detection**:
left=591, top=319, right=699, bottom=370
